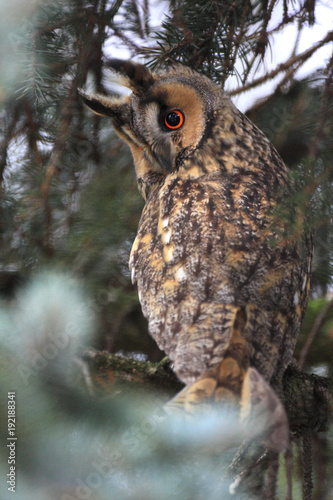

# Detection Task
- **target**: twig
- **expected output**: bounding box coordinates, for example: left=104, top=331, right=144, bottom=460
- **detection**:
left=265, top=452, right=279, bottom=499
left=298, top=298, right=333, bottom=369
left=222, top=1, right=249, bottom=88
left=223, top=440, right=251, bottom=479
left=230, top=31, right=333, bottom=96
left=40, top=0, right=108, bottom=256
left=313, top=433, right=328, bottom=500
left=302, top=430, right=313, bottom=500
left=24, top=101, right=44, bottom=169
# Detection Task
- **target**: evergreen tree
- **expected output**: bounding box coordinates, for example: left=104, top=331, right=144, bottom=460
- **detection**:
left=0, top=1, right=332, bottom=498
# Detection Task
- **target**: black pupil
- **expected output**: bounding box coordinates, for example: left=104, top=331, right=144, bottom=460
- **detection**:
left=166, top=111, right=180, bottom=127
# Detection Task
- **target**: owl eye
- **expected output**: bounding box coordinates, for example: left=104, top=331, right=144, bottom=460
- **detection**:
left=164, top=110, right=184, bottom=130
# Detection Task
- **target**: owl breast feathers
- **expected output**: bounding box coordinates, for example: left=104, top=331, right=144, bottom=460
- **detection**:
left=79, top=59, right=312, bottom=451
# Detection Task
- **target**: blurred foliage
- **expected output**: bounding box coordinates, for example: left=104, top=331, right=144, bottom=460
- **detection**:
left=0, top=273, right=331, bottom=500
left=0, top=1, right=332, bottom=498
left=0, top=274, right=276, bottom=500
left=247, top=73, right=333, bottom=297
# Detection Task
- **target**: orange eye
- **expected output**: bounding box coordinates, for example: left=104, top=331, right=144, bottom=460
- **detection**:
left=164, top=110, right=184, bottom=129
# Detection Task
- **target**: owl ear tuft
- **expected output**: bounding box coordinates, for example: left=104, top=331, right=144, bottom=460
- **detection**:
left=105, top=58, right=155, bottom=93
left=77, top=89, right=114, bottom=117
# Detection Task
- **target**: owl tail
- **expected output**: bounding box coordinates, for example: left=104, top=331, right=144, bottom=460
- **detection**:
left=166, top=328, right=289, bottom=452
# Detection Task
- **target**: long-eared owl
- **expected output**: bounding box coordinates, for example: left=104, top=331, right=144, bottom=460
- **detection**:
left=79, top=59, right=312, bottom=450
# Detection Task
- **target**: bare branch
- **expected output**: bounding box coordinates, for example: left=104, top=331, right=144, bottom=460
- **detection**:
left=299, top=298, right=333, bottom=369
left=230, top=31, right=333, bottom=96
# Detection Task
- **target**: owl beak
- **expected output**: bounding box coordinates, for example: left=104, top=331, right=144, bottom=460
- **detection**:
left=152, top=138, right=175, bottom=172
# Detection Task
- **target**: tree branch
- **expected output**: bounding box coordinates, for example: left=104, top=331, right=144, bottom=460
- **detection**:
left=298, top=298, right=333, bottom=369
left=81, top=349, right=332, bottom=434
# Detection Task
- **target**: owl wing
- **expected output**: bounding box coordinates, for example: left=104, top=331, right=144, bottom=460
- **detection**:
left=129, top=170, right=305, bottom=450
left=130, top=172, right=239, bottom=382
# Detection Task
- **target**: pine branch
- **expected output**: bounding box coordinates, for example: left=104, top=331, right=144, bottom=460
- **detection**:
left=82, top=349, right=183, bottom=398
left=230, top=30, right=333, bottom=96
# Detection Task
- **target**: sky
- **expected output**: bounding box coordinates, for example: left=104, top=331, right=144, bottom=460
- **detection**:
left=104, top=0, right=332, bottom=112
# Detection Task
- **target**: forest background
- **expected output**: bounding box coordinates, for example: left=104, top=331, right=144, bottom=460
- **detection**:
left=0, top=1, right=332, bottom=499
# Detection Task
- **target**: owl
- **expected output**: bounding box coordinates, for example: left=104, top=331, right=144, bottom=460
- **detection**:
left=79, top=59, right=312, bottom=451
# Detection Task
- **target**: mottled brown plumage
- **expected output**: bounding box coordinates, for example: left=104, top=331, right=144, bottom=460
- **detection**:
left=79, top=59, right=312, bottom=451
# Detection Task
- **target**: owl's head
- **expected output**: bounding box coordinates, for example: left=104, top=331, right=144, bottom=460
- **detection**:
left=79, top=59, right=231, bottom=188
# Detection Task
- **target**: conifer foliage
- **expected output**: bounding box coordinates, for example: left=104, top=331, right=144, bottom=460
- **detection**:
left=0, top=1, right=332, bottom=498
